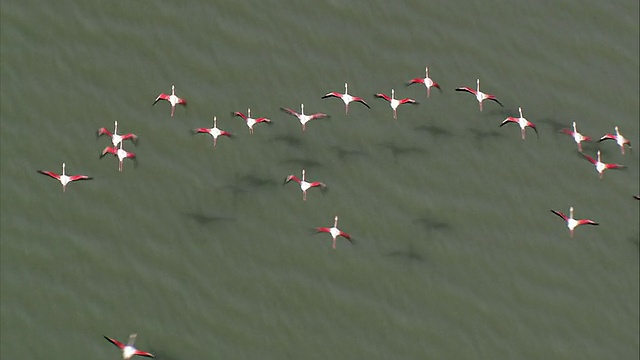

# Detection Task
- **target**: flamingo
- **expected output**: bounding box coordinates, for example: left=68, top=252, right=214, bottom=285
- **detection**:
left=281, top=104, right=329, bottom=131
left=232, top=108, right=271, bottom=134
left=582, top=150, right=625, bottom=179
left=561, top=121, right=591, bottom=152
left=499, top=107, right=538, bottom=139
left=407, top=66, right=441, bottom=98
left=104, top=334, right=155, bottom=359
left=634, top=195, right=640, bottom=200
left=37, top=163, right=92, bottom=192
left=455, top=78, right=503, bottom=111
left=315, top=215, right=352, bottom=249
left=284, top=169, right=326, bottom=201
left=153, top=85, right=187, bottom=117
left=97, top=121, right=138, bottom=147
left=598, top=126, right=632, bottom=154
left=374, top=89, right=417, bottom=120
left=101, top=142, right=136, bottom=172
left=550, top=206, right=599, bottom=237
left=321, top=82, right=370, bottom=115
left=193, top=116, right=232, bottom=147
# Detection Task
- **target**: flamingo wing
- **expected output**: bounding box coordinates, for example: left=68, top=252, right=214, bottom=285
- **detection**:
left=284, top=175, right=301, bottom=185
left=487, top=96, right=504, bottom=107
left=104, top=336, right=126, bottom=349
left=455, top=86, right=476, bottom=95
left=374, top=93, right=391, bottom=102
left=581, top=153, right=597, bottom=165
left=97, top=127, right=112, bottom=137
left=232, top=111, right=247, bottom=120
left=550, top=210, right=568, bottom=222
left=68, top=175, right=92, bottom=181
left=280, top=107, right=300, bottom=117
left=353, top=97, right=371, bottom=108
left=577, top=219, right=599, bottom=226
left=37, top=170, right=61, bottom=180
left=598, top=134, right=615, bottom=142
left=499, top=117, right=518, bottom=127
left=321, top=92, right=342, bottom=99
left=407, top=78, right=425, bottom=86
left=527, top=122, right=539, bottom=137
left=133, top=349, right=156, bottom=358
left=152, top=93, right=169, bottom=105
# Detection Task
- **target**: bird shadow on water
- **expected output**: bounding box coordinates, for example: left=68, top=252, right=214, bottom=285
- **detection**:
left=414, top=124, right=454, bottom=138
left=469, top=128, right=505, bottom=147
left=330, top=145, right=368, bottom=160
left=218, top=172, right=277, bottom=200
left=269, top=134, right=303, bottom=148
left=413, top=214, right=453, bottom=234
left=378, top=141, right=426, bottom=159
left=537, top=117, right=569, bottom=133
left=182, top=211, right=236, bottom=226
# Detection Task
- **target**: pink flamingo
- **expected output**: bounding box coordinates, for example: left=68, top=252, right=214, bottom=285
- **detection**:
left=499, top=107, right=538, bottom=139
left=322, top=82, right=370, bottom=115
left=104, top=333, right=155, bottom=359
left=37, top=162, right=92, bottom=192
left=407, top=66, right=441, bottom=98
left=281, top=104, right=329, bottom=131
left=374, top=89, right=417, bottom=119
left=284, top=169, right=326, bottom=201
left=153, top=84, right=187, bottom=117
left=232, top=108, right=271, bottom=134
left=455, top=78, right=503, bottom=111
left=97, top=121, right=138, bottom=147
left=598, top=126, right=632, bottom=154
left=550, top=206, right=598, bottom=237
left=193, top=116, right=232, bottom=147
left=315, top=215, right=352, bottom=249
left=561, top=121, right=591, bottom=152
left=582, top=150, right=625, bottom=179
left=101, top=142, right=136, bottom=172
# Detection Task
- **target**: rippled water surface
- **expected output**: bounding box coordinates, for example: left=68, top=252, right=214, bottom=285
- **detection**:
left=1, top=1, right=638, bottom=359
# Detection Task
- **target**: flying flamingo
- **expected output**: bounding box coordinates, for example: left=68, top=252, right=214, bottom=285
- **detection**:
left=37, top=162, right=92, bottom=192
left=97, top=121, right=138, bottom=147
left=232, top=108, right=271, bottom=134
left=284, top=169, right=326, bottom=201
left=193, top=116, right=232, bottom=147
left=321, top=82, right=370, bottom=115
left=634, top=195, right=640, bottom=200
left=281, top=104, right=329, bottom=131
left=315, top=215, right=352, bottom=249
left=455, top=78, right=503, bottom=111
left=374, top=89, right=417, bottom=119
left=104, top=333, right=155, bottom=359
left=582, top=150, right=625, bottom=179
left=561, top=121, right=591, bottom=152
left=550, top=206, right=599, bottom=237
left=153, top=84, right=187, bottom=117
left=499, top=107, right=538, bottom=139
left=406, top=66, right=441, bottom=98
left=101, top=142, right=136, bottom=172
left=598, top=126, right=632, bottom=154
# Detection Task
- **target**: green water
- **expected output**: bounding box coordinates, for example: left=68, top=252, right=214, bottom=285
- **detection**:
left=1, top=1, right=638, bottom=359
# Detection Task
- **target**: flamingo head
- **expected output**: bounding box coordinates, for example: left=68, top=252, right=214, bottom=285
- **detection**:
left=614, top=126, right=620, bottom=134
left=334, top=215, right=339, bottom=227
left=344, top=82, right=348, bottom=92
left=213, top=116, right=217, bottom=127
left=391, top=89, right=395, bottom=98
left=518, top=107, right=523, bottom=117
left=171, top=84, right=175, bottom=94
left=247, top=108, right=252, bottom=117
left=569, top=206, right=574, bottom=218
left=596, top=150, right=601, bottom=161
left=476, top=78, right=480, bottom=88
left=572, top=121, right=577, bottom=131
left=62, top=162, right=66, bottom=174
left=301, top=169, right=306, bottom=179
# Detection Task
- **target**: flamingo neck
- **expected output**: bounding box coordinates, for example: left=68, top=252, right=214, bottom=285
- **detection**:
left=476, top=79, right=480, bottom=91
left=171, top=85, right=175, bottom=95
left=301, top=169, right=306, bottom=181
left=344, top=83, right=348, bottom=93
left=334, top=216, right=339, bottom=227
left=569, top=207, right=574, bottom=219
left=62, top=163, right=66, bottom=175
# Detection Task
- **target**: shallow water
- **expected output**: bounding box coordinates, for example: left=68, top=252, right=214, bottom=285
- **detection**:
left=1, top=1, right=638, bottom=359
